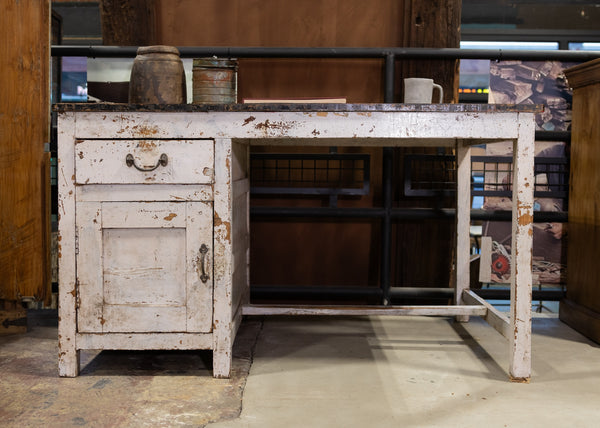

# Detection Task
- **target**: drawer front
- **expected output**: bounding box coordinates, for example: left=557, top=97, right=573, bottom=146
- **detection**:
left=75, top=139, right=214, bottom=185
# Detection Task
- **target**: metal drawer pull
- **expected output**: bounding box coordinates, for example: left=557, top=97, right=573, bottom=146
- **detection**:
left=125, top=153, right=168, bottom=171
left=199, top=244, right=210, bottom=283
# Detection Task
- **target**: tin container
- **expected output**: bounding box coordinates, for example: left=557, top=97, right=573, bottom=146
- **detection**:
left=192, top=58, right=238, bottom=104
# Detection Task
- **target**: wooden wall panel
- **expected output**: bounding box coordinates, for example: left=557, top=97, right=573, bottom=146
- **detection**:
left=561, top=60, right=600, bottom=343
left=156, top=0, right=405, bottom=103
left=399, top=0, right=461, bottom=102
left=154, top=0, right=461, bottom=293
left=393, top=0, right=461, bottom=294
left=99, top=0, right=157, bottom=45
left=0, top=0, right=51, bottom=304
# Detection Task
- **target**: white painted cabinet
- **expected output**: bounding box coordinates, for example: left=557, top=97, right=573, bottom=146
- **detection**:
left=76, top=201, right=214, bottom=334
left=58, top=113, right=250, bottom=379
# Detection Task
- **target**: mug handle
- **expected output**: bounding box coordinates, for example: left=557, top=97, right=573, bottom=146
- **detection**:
left=433, top=83, right=444, bottom=103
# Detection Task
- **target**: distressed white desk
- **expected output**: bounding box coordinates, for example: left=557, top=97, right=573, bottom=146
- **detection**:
left=56, top=103, right=537, bottom=382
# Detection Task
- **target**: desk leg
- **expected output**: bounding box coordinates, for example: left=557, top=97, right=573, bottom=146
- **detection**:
left=509, top=117, right=535, bottom=382
left=455, top=140, right=471, bottom=322
left=58, top=117, right=80, bottom=377
left=213, top=138, right=233, bottom=378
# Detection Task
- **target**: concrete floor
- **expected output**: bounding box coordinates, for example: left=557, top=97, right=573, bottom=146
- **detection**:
left=2, top=312, right=599, bottom=427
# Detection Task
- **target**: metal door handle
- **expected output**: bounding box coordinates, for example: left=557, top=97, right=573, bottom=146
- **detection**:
left=126, top=153, right=168, bottom=171
left=199, top=244, right=209, bottom=283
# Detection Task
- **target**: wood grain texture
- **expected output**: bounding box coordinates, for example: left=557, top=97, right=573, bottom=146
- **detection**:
left=0, top=0, right=50, bottom=304
left=399, top=0, right=461, bottom=103
left=153, top=1, right=461, bottom=296
left=561, top=60, right=600, bottom=343
left=99, top=0, right=157, bottom=45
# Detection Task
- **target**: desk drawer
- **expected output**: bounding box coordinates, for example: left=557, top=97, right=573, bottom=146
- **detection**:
left=75, top=139, right=214, bottom=185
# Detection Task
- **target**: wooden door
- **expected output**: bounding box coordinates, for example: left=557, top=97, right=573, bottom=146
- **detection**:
left=0, top=0, right=50, bottom=305
left=76, top=201, right=213, bottom=333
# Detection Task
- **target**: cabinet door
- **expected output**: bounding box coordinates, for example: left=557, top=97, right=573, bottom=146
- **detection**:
left=76, top=201, right=213, bottom=333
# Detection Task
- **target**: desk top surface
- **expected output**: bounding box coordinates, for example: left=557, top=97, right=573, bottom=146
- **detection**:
left=54, top=103, right=542, bottom=114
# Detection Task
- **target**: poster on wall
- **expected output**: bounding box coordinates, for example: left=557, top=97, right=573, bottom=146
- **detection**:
left=489, top=60, right=576, bottom=131
left=481, top=60, right=576, bottom=285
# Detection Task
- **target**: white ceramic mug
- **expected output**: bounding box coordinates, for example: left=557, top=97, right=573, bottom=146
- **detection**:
left=403, top=78, right=444, bottom=103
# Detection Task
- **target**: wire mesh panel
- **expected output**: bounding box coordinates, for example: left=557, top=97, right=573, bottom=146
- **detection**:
left=250, top=153, right=370, bottom=196
left=403, top=154, right=569, bottom=201
left=472, top=156, right=569, bottom=199
left=403, top=154, right=456, bottom=196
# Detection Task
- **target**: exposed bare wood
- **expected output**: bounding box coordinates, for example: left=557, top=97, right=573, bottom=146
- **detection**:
left=99, top=0, right=157, bottom=46
left=0, top=0, right=51, bottom=305
left=400, top=0, right=461, bottom=103
left=561, top=60, right=600, bottom=344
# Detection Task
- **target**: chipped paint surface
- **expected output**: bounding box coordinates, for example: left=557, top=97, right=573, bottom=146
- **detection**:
left=131, top=124, right=160, bottom=137
left=517, top=202, right=534, bottom=226
left=254, top=119, right=296, bottom=135
left=242, top=116, right=256, bottom=126
left=58, top=108, right=535, bottom=381
left=508, top=114, right=535, bottom=381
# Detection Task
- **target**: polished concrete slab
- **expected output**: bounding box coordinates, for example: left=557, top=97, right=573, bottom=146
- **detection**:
left=2, top=312, right=599, bottom=427
left=211, top=314, right=600, bottom=428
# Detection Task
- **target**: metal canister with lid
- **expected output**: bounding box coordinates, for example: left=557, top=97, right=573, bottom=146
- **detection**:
left=192, top=58, right=238, bottom=104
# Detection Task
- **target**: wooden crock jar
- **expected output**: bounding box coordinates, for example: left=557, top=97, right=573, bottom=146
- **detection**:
left=128, top=45, right=186, bottom=104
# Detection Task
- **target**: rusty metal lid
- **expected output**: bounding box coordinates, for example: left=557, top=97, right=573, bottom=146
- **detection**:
left=136, top=45, right=181, bottom=56
left=193, top=57, right=238, bottom=69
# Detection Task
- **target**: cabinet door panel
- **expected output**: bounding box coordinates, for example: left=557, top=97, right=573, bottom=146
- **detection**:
left=103, top=228, right=187, bottom=306
left=76, top=201, right=213, bottom=333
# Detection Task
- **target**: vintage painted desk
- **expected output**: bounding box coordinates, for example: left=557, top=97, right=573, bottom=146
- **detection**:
left=56, top=103, right=537, bottom=382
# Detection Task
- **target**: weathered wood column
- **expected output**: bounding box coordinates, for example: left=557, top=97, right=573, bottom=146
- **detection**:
left=0, top=0, right=51, bottom=308
left=100, top=0, right=157, bottom=45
